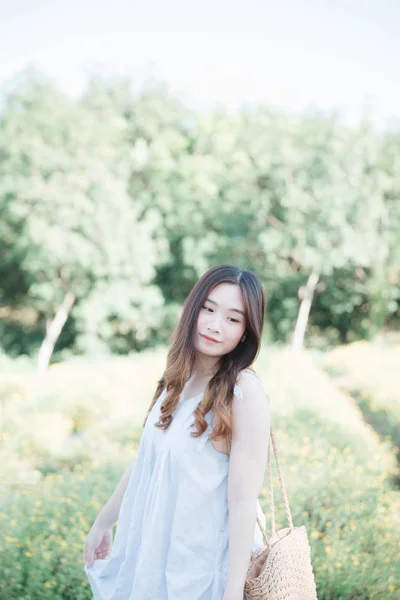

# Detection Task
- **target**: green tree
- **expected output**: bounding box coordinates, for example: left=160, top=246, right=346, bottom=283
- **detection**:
left=0, top=71, right=164, bottom=370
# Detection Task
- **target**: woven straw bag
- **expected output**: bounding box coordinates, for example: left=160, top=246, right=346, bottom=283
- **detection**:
left=244, top=428, right=318, bottom=600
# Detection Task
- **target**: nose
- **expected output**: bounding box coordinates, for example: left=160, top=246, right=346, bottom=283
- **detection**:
left=208, top=313, right=221, bottom=332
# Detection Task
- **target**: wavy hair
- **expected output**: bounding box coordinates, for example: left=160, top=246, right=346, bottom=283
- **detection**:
left=143, top=264, right=266, bottom=449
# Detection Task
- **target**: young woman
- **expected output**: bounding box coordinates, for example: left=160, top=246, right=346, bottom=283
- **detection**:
left=83, top=264, right=271, bottom=600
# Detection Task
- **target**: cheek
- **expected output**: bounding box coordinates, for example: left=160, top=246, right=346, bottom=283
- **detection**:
left=196, top=312, right=206, bottom=330
left=226, top=327, right=244, bottom=346
left=233, top=331, right=243, bottom=344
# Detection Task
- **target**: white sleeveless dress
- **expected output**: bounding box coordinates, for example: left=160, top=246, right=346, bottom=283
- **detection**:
left=84, top=371, right=268, bottom=600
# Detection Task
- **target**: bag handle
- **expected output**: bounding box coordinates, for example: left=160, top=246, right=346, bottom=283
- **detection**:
left=256, top=426, right=294, bottom=548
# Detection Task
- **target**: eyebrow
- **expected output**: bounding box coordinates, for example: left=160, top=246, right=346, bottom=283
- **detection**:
left=205, top=297, right=246, bottom=317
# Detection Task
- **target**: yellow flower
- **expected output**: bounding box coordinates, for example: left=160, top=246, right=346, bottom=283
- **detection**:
left=44, top=580, right=57, bottom=588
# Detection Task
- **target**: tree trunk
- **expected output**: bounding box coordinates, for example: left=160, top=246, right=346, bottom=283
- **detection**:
left=368, top=205, right=390, bottom=338
left=37, top=291, right=76, bottom=374
left=291, top=270, right=320, bottom=351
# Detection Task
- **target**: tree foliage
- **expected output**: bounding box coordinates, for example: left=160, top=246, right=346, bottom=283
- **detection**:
left=0, top=69, right=399, bottom=365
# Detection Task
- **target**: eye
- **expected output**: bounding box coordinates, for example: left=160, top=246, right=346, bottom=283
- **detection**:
left=203, top=306, right=240, bottom=323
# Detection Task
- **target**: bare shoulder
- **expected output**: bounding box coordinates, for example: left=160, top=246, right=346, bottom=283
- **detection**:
left=231, top=368, right=271, bottom=443
left=237, top=367, right=261, bottom=384
left=235, top=368, right=270, bottom=407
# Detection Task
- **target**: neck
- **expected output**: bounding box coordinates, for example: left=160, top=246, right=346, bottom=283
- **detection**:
left=191, top=354, right=220, bottom=378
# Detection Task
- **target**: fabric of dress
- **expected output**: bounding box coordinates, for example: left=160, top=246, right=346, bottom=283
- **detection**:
left=84, top=371, right=268, bottom=600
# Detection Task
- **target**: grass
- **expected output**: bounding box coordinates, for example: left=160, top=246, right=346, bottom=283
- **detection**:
left=322, top=340, right=400, bottom=466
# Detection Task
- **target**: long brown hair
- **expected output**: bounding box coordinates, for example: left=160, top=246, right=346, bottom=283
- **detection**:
left=143, top=264, right=266, bottom=448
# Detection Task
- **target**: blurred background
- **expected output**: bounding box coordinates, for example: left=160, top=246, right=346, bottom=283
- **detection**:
left=0, top=1, right=399, bottom=598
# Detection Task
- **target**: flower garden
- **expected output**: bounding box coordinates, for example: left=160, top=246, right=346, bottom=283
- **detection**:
left=0, top=344, right=399, bottom=599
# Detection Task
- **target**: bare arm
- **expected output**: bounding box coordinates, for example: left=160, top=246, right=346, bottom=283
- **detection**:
left=93, top=457, right=137, bottom=529
left=224, top=374, right=271, bottom=598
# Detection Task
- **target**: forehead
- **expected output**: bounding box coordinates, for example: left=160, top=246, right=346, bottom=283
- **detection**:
left=207, top=282, right=245, bottom=309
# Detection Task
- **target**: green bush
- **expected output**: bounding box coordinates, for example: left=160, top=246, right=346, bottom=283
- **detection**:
left=265, top=413, right=400, bottom=599
left=323, top=340, right=400, bottom=462
left=257, top=348, right=400, bottom=599
left=1, top=346, right=399, bottom=599
left=0, top=466, right=124, bottom=600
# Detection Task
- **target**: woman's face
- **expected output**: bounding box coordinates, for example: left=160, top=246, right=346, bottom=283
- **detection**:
left=195, top=282, right=247, bottom=358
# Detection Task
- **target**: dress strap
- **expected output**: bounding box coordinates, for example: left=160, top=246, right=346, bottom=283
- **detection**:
left=233, top=370, right=269, bottom=404
left=233, top=384, right=243, bottom=401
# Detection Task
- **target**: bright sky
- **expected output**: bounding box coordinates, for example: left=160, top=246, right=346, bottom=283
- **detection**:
left=1, top=0, right=399, bottom=125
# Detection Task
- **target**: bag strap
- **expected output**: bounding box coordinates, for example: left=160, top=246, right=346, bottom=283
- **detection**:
left=256, top=426, right=294, bottom=548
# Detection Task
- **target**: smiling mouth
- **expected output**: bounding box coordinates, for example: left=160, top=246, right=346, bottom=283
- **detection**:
left=201, top=334, right=220, bottom=343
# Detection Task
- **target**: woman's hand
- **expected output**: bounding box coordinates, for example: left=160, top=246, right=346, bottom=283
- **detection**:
left=83, top=523, right=113, bottom=568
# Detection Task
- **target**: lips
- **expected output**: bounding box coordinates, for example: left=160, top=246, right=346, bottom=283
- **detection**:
left=201, top=334, right=220, bottom=343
